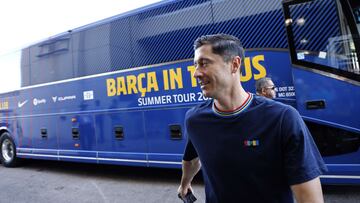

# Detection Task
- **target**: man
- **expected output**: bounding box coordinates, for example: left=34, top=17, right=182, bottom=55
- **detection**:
left=178, top=34, right=327, bottom=203
left=255, top=77, right=276, bottom=99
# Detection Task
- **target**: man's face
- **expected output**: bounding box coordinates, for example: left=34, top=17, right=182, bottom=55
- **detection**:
left=261, top=80, right=276, bottom=99
left=193, top=44, right=233, bottom=98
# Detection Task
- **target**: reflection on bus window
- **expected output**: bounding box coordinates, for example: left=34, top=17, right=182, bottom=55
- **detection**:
left=326, top=35, right=359, bottom=74
left=349, top=0, right=360, bottom=31
left=290, top=0, right=360, bottom=75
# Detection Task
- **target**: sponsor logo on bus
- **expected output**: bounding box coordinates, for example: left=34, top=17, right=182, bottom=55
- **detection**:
left=52, top=95, right=76, bottom=102
left=83, top=91, right=94, bottom=100
left=33, top=98, right=46, bottom=106
left=18, top=100, right=28, bottom=108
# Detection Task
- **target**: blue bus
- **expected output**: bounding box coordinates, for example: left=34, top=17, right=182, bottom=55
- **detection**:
left=0, top=0, right=359, bottom=185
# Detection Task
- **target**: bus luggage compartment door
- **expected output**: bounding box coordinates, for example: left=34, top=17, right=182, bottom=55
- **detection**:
left=95, top=111, right=148, bottom=167
left=145, top=108, right=188, bottom=168
left=57, top=114, right=97, bottom=163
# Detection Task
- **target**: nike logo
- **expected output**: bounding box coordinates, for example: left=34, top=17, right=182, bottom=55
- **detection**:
left=18, top=100, right=28, bottom=108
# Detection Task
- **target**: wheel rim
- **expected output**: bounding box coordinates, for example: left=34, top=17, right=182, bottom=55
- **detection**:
left=2, top=139, right=14, bottom=162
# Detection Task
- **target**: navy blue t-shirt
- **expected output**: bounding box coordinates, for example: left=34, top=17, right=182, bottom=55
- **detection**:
left=183, top=93, right=327, bottom=203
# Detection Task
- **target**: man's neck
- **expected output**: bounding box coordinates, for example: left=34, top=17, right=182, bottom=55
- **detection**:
left=214, top=86, right=248, bottom=112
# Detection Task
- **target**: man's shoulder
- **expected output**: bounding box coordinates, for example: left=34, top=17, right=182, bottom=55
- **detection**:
left=185, top=100, right=212, bottom=118
left=249, top=95, right=304, bottom=125
left=252, top=95, right=293, bottom=113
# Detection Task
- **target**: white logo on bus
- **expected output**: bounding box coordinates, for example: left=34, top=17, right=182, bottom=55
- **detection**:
left=33, top=98, right=46, bottom=106
left=18, top=100, right=28, bottom=108
left=83, top=91, right=94, bottom=100
left=52, top=96, right=57, bottom=102
left=52, top=95, right=77, bottom=102
left=59, top=95, right=76, bottom=101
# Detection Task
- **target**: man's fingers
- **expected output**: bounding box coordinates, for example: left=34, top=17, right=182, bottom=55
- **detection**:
left=177, top=186, right=192, bottom=199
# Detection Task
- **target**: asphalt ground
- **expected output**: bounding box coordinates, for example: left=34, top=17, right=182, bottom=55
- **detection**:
left=0, top=160, right=360, bottom=202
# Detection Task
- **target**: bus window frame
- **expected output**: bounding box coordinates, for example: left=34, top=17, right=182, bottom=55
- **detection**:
left=282, top=0, right=360, bottom=83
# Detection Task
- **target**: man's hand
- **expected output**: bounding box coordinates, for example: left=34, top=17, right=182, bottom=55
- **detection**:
left=178, top=158, right=201, bottom=199
left=177, top=185, right=193, bottom=199
left=178, top=188, right=197, bottom=203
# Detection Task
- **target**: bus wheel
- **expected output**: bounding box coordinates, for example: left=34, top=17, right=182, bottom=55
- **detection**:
left=0, top=132, right=19, bottom=167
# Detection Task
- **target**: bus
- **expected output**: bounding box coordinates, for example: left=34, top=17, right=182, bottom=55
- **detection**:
left=0, top=0, right=359, bottom=185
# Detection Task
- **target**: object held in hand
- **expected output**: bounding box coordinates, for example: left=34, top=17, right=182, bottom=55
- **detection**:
left=178, top=189, right=197, bottom=203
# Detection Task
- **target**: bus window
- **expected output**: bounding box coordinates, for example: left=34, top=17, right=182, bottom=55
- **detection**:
left=349, top=0, right=360, bottom=32
left=283, top=0, right=360, bottom=80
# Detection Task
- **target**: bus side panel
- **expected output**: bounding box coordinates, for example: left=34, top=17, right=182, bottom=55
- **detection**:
left=95, top=111, right=148, bottom=167
left=292, top=68, right=360, bottom=175
left=244, top=50, right=296, bottom=106
left=30, top=116, right=58, bottom=159
left=293, top=68, right=360, bottom=132
left=57, top=114, right=97, bottom=163
left=16, top=118, right=33, bottom=149
left=145, top=108, right=189, bottom=168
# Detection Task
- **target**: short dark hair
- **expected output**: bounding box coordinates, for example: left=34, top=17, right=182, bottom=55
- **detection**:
left=194, top=34, right=245, bottom=64
left=255, top=77, right=272, bottom=93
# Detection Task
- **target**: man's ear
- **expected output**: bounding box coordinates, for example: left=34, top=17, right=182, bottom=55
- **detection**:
left=231, top=56, right=241, bottom=74
left=261, top=88, right=267, bottom=95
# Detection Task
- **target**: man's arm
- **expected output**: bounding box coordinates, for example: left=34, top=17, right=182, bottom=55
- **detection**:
left=178, top=157, right=201, bottom=198
left=291, top=177, right=324, bottom=203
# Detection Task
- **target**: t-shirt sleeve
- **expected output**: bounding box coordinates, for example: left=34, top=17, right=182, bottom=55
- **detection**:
left=281, top=107, right=328, bottom=185
left=183, top=138, right=198, bottom=161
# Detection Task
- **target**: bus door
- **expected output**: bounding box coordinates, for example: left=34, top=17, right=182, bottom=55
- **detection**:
left=282, top=0, right=360, bottom=173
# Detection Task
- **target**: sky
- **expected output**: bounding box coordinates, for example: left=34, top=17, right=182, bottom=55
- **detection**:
left=0, top=0, right=162, bottom=93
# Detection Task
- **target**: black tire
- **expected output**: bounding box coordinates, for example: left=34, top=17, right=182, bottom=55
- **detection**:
left=0, top=132, right=19, bottom=167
